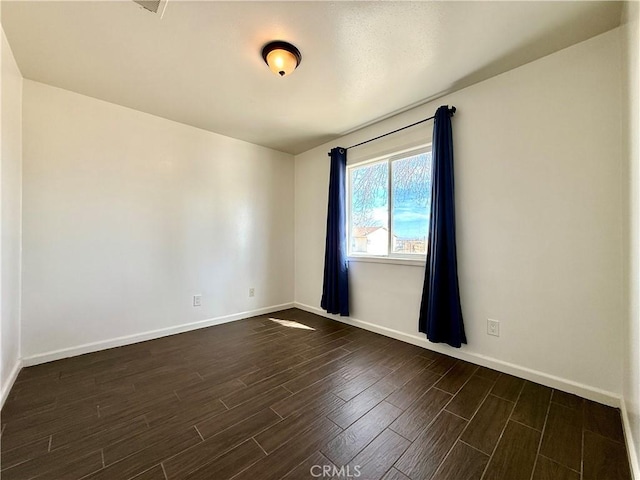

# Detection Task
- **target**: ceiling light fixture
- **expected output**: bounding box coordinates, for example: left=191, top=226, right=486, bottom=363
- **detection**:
left=261, top=41, right=302, bottom=77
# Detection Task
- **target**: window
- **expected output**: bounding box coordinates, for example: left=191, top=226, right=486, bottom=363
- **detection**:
left=348, top=146, right=432, bottom=260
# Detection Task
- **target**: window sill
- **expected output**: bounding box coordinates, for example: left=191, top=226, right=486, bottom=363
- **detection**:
left=347, top=255, right=426, bottom=267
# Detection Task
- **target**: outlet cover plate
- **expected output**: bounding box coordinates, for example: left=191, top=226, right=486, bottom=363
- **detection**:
left=487, top=319, right=500, bottom=337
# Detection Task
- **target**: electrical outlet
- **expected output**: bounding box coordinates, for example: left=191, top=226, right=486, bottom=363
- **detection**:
left=193, top=295, right=202, bottom=307
left=249, top=288, right=255, bottom=297
left=487, top=319, right=500, bottom=337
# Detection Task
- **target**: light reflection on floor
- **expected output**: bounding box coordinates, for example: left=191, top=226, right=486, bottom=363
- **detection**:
left=269, top=318, right=315, bottom=330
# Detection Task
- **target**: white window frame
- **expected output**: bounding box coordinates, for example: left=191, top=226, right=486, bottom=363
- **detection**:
left=346, top=144, right=432, bottom=267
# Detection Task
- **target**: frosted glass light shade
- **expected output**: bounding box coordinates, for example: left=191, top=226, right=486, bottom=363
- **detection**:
left=266, top=49, right=298, bottom=76
left=261, top=41, right=302, bottom=77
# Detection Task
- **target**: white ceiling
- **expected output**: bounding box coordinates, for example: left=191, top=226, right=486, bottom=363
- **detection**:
left=2, top=1, right=623, bottom=154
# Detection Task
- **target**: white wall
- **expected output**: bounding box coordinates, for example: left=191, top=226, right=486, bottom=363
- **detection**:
left=295, top=28, right=625, bottom=401
left=623, top=0, right=640, bottom=475
left=21, top=80, right=294, bottom=360
left=1, top=26, right=23, bottom=402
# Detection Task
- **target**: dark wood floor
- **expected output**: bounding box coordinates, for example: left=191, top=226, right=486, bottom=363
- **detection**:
left=0, top=309, right=632, bottom=480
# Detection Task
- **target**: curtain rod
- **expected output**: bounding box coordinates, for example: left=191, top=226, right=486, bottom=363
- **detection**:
left=328, top=106, right=456, bottom=156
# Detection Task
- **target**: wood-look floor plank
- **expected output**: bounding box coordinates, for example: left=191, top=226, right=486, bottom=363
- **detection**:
left=445, top=375, right=494, bottom=419
left=431, top=441, right=488, bottom=480
left=195, top=386, right=291, bottom=439
left=1, top=445, right=102, bottom=480
left=145, top=398, right=227, bottom=429
left=551, top=390, right=584, bottom=409
left=322, top=401, right=402, bottom=466
left=326, top=380, right=398, bottom=430
left=473, top=366, right=501, bottom=382
left=389, top=387, right=452, bottom=441
left=376, top=347, right=429, bottom=373
left=96, top=427, right=200, bottom=477
left=434, top=361, right=478, bottom=394
left=344, top=428, right=410, bottom=480
left=424, top=354, right=457, bottom=375
left=55, top=351, right=141, bottom=379
left=196, top=359, right=260, bottom=385
left=532, top=456, right=580, bottom=480
left=56, top=382, right=137, bottom=412
left=281, top=451, right=337, bottom=480
left=163, top=408, right=280, bottom=478
left=1, top=395, right=57, bottom=421
left=231, top=417, right=342, bottom=480
left=394, top=411, right=467, bottom=480
left=130, top=465, right=167, bottom=480
left=1, top=400, right=99, bottom=451
left=283, top=348, right=353, bottom=392
left=491, top=373, right=524, bottom=402
left=380, top=354, right=434, bottom=389
left=385, top=368, right=441, bottom=410
left=133, top=370, right=202, bottom=394
left=282, top=362, right=354, bottom=396
left=303, top=325, right=353, bottom=344
left=269, top=372, right=351, bottom=419
left=181, top=439, right=265, bottom=480
left=460, top=394, right=513, bottom=455
left=539, top=402, right=583, bottom=471
left=219, top=369, right=301, bottom=409
left=98, top=392, right=181, bottom=426
left=482, top=420, right=541, bottom=480
left=322, top=354, right=429, bottom=431
left=511, top=381, right=552, bottom=431
left=50, top=415, right=149, bottom=457
left=12, top=364, right=60, bottom=384
left=0, top=425, right=71, bottom=455
left=1, top=436, right=50, bottom=471
left=31, top=450, right=104, bottom=480
left=297, top=337, right=354, bottom=361
left=583, top=431, right=632, bottom=480
left=381, top=468, right=412, bottom=480
left=584, top=401, right=625, bottom=443
left=333, top=365, right=393, bottom=402
left=101, top=417, right=194, bottom=466
left=343, top=331, right=393, bottom=352
left=238, top=354, right=306, bottom=386
left=254, top=393, right=344, bottom=454
left=174, top=377, right=245, bottom=405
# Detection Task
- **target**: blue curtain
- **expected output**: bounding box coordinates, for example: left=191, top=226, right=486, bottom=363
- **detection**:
left=321, top=147, right=350, bottom=316
left=419, top=106, right=466, bottom=347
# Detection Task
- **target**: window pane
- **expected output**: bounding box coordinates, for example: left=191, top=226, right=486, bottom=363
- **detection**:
left=350, top=161, right=389, bottom=255
left=391, top=152, right=431, bottom=254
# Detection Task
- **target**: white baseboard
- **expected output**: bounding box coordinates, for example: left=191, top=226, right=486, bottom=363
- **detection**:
left=1, top=359, right=23, bottom=408
left=294, top=302, right=621, bottom=407
left=621, top=398, right=640, bottom=479
left=22, top=302, right=295, bottom=367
